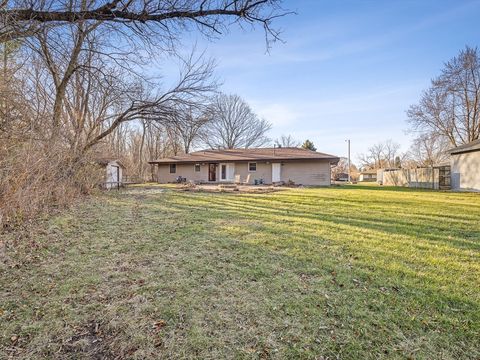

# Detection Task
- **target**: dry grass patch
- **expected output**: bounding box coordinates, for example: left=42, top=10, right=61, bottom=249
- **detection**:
left=1, top=185, right=479, bottom=359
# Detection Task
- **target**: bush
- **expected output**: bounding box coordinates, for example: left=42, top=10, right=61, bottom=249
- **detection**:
left=0, top=141, right=102, bottom=229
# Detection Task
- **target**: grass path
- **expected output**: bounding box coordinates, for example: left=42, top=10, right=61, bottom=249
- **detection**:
left=1, top=185, right=479, bottom=359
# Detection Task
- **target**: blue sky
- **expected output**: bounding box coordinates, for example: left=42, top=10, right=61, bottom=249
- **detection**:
left=160, top=0, right=480, bottom=161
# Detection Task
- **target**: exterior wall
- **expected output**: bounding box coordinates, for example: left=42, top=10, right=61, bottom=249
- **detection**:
left=280, top=161, right=331, bottom=186
left=451, top=151, right=480, bottom=191
left=157, top=163, right=209, bottom=183
left=157, top=160, right=332, bottom=186
left=234, top=162, right=272, bottom=184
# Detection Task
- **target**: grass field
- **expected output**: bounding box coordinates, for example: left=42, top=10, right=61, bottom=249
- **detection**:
left=1, top=185, right=479, bottom=359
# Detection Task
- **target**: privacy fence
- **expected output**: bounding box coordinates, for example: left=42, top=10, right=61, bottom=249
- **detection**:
left=378, top=166, right=451, bottom=190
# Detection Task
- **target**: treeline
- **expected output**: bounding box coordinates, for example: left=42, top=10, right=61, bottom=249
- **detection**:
left=0, top=0, right=287, bottom=228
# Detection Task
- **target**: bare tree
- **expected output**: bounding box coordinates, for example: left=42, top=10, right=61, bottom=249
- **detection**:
left=383, top=139, right=401, bottom=167
left=408, top=133, right=450, bottom=167
left=1, top=0, right=289, bottom=44
left=0, top=0, right=291, bottom=226
left=358, top=140, right=402, bottom=169
left=359, top=142, right=384, bottom=169
left=407, top=46, right=480, bottom=147
left=169, top=106, right=211, bottom=153
left=332, top=157, right=358, bottom=180
left=275, top=134, right=300, bottom=147
left=203, top=93, right=271, bottom=149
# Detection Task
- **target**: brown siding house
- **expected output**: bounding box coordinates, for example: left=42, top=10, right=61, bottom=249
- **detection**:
left=149, top=147, right=339, bottom=186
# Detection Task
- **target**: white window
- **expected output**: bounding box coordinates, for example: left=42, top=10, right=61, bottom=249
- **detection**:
left=220, top=164, right=227, bottom=180
left=194, top=164, right=201, bottom=172
left=248, top=162, right=257, bottom=172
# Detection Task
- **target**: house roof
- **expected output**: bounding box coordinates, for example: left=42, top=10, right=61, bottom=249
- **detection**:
left=95, top=158, right=125, bottom=168
left=360, top=170, right=377, bottom=175
left=449, top=139, right=480, bottom=155
left=148, top=147, right=339, bottom=164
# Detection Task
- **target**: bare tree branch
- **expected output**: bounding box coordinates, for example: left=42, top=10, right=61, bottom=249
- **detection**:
left=203, top=93, right=271, bottom=149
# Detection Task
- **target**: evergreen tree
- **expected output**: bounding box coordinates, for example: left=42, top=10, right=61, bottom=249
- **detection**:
left=301, top=139, right=317, bottom=151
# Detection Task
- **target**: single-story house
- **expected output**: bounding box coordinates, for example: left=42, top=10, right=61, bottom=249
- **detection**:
left=96, top=158, right=125, bottom=189
left=359, top=170, right=377, bottom=182
left=148, top=147, right=339, bottom=186
left=449, top=139, right=480, bottom=191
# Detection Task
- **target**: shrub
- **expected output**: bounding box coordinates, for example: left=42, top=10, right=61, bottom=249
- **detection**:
left=0, top=141, right=102, bottom=230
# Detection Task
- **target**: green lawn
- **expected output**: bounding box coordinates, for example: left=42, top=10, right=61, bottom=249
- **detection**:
left=1, top=185, right=479, bottom=359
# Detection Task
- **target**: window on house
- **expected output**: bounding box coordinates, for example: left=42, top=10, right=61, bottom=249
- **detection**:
left=248, top=162, right=257, bottom=172
left=221, top=164, right=227, bottom=180
left=194, top=164, right=201, bottom=172
left=169, top=164, right=176, bottom=174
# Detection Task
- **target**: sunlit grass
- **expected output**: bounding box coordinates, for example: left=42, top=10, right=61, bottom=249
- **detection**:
left=1, top=185, right=479, bottom=359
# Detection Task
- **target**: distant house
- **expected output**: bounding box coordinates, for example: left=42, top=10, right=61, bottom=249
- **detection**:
left=148, top=147, right=339, bottom=186
left=359, top=170, right=377, bottom=182
left=449, top=139, right=480, bottom=191
left=96, top=159, right=125, bottom=189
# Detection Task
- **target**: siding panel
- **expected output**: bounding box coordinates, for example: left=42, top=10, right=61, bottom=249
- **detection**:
left=451, top=151, right=480, bottom=191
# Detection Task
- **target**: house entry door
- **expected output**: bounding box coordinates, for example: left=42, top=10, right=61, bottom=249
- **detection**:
left=272, top=163, right=281, bottom=183
left=208, top=163, right=217, bottom=182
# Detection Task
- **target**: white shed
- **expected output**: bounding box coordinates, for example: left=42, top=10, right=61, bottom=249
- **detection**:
left=97, top=159, right=125, bottom=189
left=449, top=139, right=480, bottom=191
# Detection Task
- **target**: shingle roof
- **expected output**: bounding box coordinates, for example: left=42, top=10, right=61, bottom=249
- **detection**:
left=148, top=147, right=339, bottom=164
left=449, top=139, right=480, bottom=154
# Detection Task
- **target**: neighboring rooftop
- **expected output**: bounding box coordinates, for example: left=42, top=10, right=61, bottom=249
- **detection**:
left=360, top=170, right=378, bottom=175
left=149, top=147, right=339, bottom=164
left=449, top=139, right=480, bottom=154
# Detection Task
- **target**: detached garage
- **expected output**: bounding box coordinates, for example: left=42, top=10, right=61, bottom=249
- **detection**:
left=450, top=139, right=480, bottom=191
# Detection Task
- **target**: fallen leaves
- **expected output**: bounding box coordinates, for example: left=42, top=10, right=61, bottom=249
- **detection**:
left=152, top=320, right=167, bottom=332
left=10, top=335, right=18, bottom=345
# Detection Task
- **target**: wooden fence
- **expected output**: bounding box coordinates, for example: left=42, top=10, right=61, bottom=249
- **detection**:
left=379, top=168, right=440, bottom=189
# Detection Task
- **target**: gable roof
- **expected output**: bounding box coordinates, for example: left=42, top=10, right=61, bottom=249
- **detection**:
left=449, top=139, right=480, bottom=155
left=96, top=158, right=125, bottom=168
left=149, top=147, right=339, bottom=164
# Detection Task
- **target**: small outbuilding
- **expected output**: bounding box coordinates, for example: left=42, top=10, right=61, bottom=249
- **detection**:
left=96, top=159, right=125, bottom=189
left=449, top=139, right=480, bottom=191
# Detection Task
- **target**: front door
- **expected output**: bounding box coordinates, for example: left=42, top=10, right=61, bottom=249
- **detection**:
left=208, top=163, right=217, bottom=182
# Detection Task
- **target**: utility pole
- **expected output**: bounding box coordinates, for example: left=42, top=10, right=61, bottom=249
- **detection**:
left=346, top=139, right=351, bottom=182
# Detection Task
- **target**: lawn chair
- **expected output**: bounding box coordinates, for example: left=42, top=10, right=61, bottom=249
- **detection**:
left=234, top=174, right=241, bottom=184
left=244, top=174, right=251, bottom=185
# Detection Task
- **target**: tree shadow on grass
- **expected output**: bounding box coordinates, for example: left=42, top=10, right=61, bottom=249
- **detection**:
left=161, top=192, right=480, bottom=253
